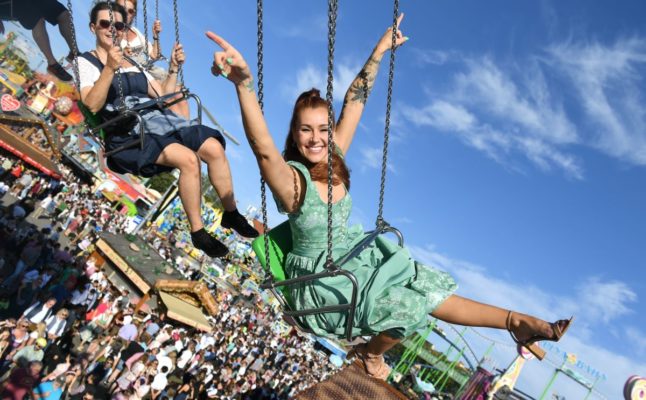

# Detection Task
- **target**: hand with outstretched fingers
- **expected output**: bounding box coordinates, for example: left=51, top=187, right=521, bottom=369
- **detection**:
left=205, top=31, right=252, bottom=86
left=374, top=13, right=408, bottom=56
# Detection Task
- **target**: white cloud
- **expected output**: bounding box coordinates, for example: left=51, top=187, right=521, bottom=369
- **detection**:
left=358, top=146, right=396, bottom=173
left=401, top=37, right=646, bottom=178
left=547, top=37, right=646, bottom=165
left=273, top=16, right=327, bottom=41
left=400, top=99, right=584, bottom=179
left=575, top=277, right=637, bottom=324
left=407, top=244, right=646, bottom=398
left=400, top=53, right=587, bottom=178
left=625, top=327, right=646, bottom=356
left=283, top=60, right=362, bottom=105
left=454, top=58, right=578, bottom=145
left=401, top=101, right=476, bottom=132
left=410, top=48, right=456, bottom=66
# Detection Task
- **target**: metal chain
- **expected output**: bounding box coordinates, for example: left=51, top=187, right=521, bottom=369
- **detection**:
left=325, top=0, right=338, bottom=267
left=142, top=0, right=151, bottom=61
left=65, top=0, right=81, bottom=95
left=154, top=0, right=166, bottom=61
left=64, top=0, right=95, bottom=136
left=172, top=0, right=184, bottom=85
left=256, top=0, right=271, bottom=273
left=376, top=0, right=399, bottom=228
left=107, top=1, right=126, bottom=110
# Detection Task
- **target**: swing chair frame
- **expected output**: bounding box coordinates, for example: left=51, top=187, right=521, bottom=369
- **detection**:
left=252, top=0, right=403, bottom=342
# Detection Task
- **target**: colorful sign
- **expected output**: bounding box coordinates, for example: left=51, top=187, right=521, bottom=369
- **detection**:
left=625, top=376, right=646, bottom=400
left=0, top=138, right=61, bottom=179
left=542, top=342, right=607, bottom=381
left=0, top=93, right=20, bottom=112
left=489, top=355, right=527, bottom=396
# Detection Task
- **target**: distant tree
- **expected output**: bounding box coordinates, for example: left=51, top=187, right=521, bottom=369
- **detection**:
left=147, top=171, right=175, bottom=193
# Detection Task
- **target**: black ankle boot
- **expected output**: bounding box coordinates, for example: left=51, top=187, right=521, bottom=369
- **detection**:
left=191, top=228, right=228, bottom=258
left=221, top=209, right=259, bottom=238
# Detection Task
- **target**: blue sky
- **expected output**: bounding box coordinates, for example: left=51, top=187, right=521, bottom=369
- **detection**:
left=9, top=0, right=646, bottom=397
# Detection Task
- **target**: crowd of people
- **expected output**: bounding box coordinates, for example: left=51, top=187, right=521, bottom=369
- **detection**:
left=0, top=156, right=341, bottom=399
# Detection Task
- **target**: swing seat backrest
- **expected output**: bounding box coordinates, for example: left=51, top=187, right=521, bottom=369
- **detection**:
left=77, top=101, right=106, bottom=141
left=251, top=221, right=292, bottom=288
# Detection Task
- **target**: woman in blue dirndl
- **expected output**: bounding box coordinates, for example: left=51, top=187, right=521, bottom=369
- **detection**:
left=78, top=2, right=258, bottom=257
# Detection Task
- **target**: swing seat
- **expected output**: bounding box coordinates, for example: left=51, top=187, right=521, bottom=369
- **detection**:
left=251, top=220, right=292, bottom=284
left=252, top=220, right=404, bottom=341
left=77, top=87, right=203, bottom=158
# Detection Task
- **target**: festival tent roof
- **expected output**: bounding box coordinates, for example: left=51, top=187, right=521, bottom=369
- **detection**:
left=158, top=291, right=212, bottom=332
left=0, top=68, right=26, bottom=85
left=0, top=68, right=25, bottom=96
left=0, top=124, right=61, bottom=179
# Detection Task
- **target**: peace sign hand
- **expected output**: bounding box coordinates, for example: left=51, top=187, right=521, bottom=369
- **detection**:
left=375, top=13, right=408, bottom=55
left=205, top=31, right=251, bottom=86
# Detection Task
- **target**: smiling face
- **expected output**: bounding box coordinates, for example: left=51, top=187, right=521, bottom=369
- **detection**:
left=292, top=106, right=334, bottom=165
left=116, top=0, right=136, bottom=25
left=91, top=9, right=126, bottom=48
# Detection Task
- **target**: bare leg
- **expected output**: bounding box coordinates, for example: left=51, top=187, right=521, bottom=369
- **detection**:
left=350, top=333, right=400, bottom=380
left=196, top=138, right=235, bottom=212
left=56, top=11, right=79, bottom=55
left=169, top=86, right=189, bottom=119
left=31, top=19, right=57, bottom=65
left=431, top=294, right=555, bottom=341
left=155, top=143, right=203, bottom=232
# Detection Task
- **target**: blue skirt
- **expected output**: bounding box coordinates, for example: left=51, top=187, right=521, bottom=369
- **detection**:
left=106, top=125, right=226, bottom=177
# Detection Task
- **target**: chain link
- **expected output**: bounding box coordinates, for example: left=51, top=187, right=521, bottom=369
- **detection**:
left=64, top=0, right=95, bottom=140
left=172, top=0, right=184, bottom=85
left=107, top=1, right=126, bottom=110
left=65, top=0, right=81, bottom=95
left=376, top=0, right=399, bottom=227
left=257, top=0, right=271, bottom=278
left=142, top=0, right=150, bottom=61
left=325, top=0, right=338, bottom=267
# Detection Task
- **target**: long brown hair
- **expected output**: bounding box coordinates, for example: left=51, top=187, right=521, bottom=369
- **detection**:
left=283, top=89, right=351, bottom=189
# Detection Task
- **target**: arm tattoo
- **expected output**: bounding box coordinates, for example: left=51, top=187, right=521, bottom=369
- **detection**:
left=348, top=57, right=380, bottom=105
left=244, top=78, right=255, bottom=93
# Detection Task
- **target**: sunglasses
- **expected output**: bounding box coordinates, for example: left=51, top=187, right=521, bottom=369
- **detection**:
left=96, top=19, right=126, bottom=32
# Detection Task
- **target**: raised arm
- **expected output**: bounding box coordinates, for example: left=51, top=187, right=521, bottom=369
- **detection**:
left=335, top=14, right=407, bottom=155
left=206, top=32, right=305, bottom=213
left=148, top=42, right=184, bottom=98
left=80, top=46, right=124, bottom=113
left=151, top=19, right=162, bottom=59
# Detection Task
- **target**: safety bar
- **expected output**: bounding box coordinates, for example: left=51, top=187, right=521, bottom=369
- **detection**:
left=260, top=222, right=402, bottom=341
left=261, top=268, right=359, bottom=341
left=87, top=91, right=203, bottom=157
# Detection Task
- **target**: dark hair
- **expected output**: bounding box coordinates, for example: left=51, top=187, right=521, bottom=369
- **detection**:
left=284, top=88, right=350, bottom=190
left=89, top=1, right=127, bottom=25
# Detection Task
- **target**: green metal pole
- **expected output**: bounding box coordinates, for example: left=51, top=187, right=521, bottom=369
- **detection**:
left=538, top=360, right=566, bottom=400
left=582, top=377, right=600, bottom=400
left=478, top=342, right=495, bottom=367
left=393, top=322, right=435, bottom=378
left=437, top=346, right=466, bottom=392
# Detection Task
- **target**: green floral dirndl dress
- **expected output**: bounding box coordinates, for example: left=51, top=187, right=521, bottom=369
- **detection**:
left=277, top=161, right=457, bottom=339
